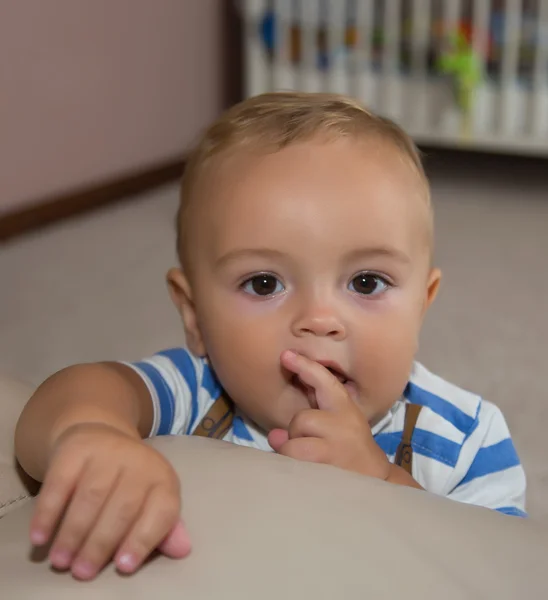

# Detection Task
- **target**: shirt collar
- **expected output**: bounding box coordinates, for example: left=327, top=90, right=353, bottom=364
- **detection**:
left=371, top=398, right=404, bottom=436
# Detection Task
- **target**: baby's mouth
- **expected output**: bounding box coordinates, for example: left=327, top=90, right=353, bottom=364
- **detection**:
left=290, top=364, right=351, bottom=389
left=291, top=374, right=310, bottom=392
left=289, top=366, right=357, bottom=407
left=316, top=360, right=350, bottom=385
left=324, top=365, right=349, bottom=385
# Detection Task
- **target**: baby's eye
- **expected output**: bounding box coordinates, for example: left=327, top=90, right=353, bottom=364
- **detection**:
left=241, top=274, right=285, bottom=297
left=348, top=273, right=390, bottom=296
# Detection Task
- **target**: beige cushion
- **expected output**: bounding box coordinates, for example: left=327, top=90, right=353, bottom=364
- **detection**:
left=0, top=433, right=547, bottom=599
left=0, top=376, right=38, bottom=518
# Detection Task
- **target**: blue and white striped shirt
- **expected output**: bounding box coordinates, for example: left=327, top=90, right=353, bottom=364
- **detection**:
left=124, top=348, right=526, bottom=517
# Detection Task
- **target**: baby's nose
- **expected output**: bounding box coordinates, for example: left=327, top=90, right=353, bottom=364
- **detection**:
left=291, top=307, right=346, bottom=339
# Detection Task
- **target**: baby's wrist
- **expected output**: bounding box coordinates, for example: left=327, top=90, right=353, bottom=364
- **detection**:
left=352, top=448, right=392, bottom=481
left=49, top=419, right=140, bottom=460
left=385, top=464, right=424, bottom=490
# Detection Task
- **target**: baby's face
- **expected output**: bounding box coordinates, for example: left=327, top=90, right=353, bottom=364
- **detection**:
left=170, top=138, right=440, bottom=432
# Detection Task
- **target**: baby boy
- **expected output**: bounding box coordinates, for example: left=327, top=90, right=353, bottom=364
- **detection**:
left=15, top=92, right=526, bottom=581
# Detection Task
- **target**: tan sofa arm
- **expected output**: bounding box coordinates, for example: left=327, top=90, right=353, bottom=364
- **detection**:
left=0, top=435, right=547, bottom=598
left=0, top=375, right=39, bottom=518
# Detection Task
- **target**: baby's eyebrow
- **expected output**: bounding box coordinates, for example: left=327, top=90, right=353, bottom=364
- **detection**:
left=215, top=246, right=410, bottom=269
left=343, top=246, right=411, bottom=265
left=215, top=248, right=288, bottom=269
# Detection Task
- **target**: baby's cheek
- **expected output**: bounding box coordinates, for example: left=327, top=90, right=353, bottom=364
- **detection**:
left=355, top=325, right=416, bottom=415
left=207, top=331, right=265, bottom=387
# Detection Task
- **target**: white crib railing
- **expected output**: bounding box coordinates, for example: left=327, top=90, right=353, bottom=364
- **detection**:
left=242, top=0, right=548, bottom=156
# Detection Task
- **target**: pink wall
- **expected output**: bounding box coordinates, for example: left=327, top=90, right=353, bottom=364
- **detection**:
left=0, top=1, right=223, bottom=214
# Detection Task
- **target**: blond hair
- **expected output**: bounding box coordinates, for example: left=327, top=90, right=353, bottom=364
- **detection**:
left=177, top=92, right=429, bottom=262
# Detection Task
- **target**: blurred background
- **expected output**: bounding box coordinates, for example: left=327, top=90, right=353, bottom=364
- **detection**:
left=1, top=1, right=547, bottom=519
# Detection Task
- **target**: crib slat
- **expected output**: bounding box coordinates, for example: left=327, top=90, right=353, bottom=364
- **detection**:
left=442, top=0, right=462, bottom=32
left=381, top=0, right=403, bottom=121
left=470, top=0, right=491, bottom=136
left=353, top=0, right=376, bottom=107
left=410, top=0, right=430, bottom=81
left=243, top=0, right=272, bottom=96
left=531, top=0, right=548, bottom=137
left=408, top=0, right=431, bottom=133
left=299, top=0, right=322, bottom=92
left=382, top=0, right=400, bottom=74
left=440, top=0, right=462, bottom=135
left=497, top=0, right=521, bottom=137
left=325, top=0, right=349, bottom=94
left=471, top=0, right=491, bottom=58
left=272, top=0, right=295, bottom=91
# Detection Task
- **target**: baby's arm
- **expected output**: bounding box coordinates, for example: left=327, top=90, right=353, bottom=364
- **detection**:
left=15, top=362, right=190, bottom=580
left=15, top=362, right=152, bottom=480
left=446, top=400, right=527, bottom=517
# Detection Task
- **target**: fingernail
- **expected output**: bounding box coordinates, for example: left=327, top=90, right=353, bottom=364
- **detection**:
left=50, top=548, right=73, bottom=570
left=117, top=553, right=138, bottom=573
left=71, top=559, right=95, bottom=580
left=30, top=529, right=47, bottom=545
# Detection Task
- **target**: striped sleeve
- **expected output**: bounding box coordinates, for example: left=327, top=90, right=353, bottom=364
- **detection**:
left=446, top=399, right=527, bottom=517
left=121, top=348, right=213, bottom=438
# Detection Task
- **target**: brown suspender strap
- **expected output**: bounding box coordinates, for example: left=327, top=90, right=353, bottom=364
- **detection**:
left=394, top=403, right=422, bottom=475
left=192, top=393, right=235, bottom=440
left=193, top=396, right=423, bottom=470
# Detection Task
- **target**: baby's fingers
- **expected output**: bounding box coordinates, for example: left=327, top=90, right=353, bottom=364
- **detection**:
left=157, top=519, right=192, bottom=558
left=48, top=465, right=120, bottom=572
left=68, top=477, right=146, bottom=580
left=114, top=486, right=190, bottom=574
left=281, top=350, right=350, bottom=412
left=30, top=455, right=83, bottom=548
left=277, top=437, right=329, bottom=464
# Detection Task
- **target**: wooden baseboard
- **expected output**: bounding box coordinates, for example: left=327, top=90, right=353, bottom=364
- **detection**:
left=0, top=158, right=185, bottom=242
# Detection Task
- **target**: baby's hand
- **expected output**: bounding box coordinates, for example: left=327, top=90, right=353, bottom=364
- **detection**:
left=268, top=350, right=391, bottom=480
left=30, top=423, right=191, bottom=580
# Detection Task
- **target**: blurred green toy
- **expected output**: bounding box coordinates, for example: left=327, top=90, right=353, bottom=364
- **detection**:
left=437, top=30, right=482, bottom=134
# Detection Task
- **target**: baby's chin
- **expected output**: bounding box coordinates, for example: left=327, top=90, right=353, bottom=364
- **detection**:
left=250, top=388, right=312, bottom=433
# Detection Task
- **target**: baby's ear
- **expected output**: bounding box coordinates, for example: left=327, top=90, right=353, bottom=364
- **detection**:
left=166, top=268, right=206, bottom=356
left=422, top=267, right=442, bottom=317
